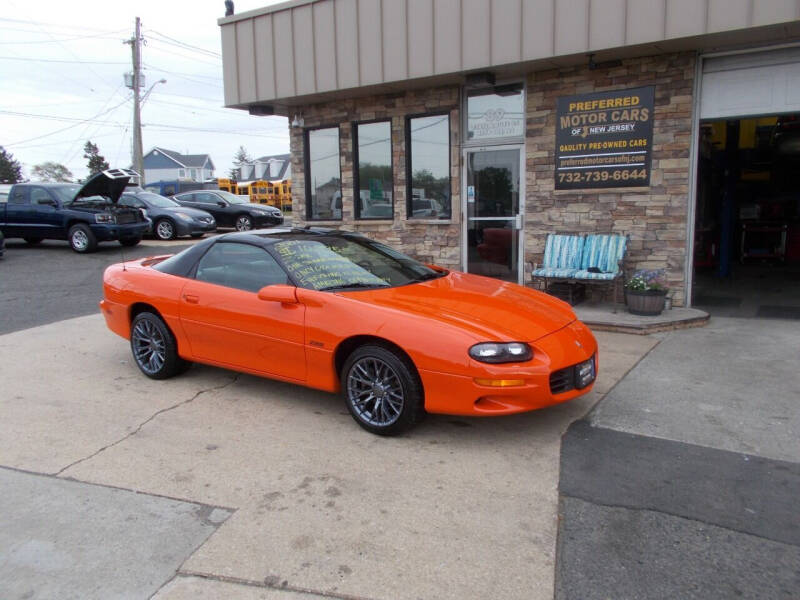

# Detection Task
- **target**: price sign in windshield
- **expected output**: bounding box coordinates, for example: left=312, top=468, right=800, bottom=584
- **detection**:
left=555, top=86, right=654, bottom=190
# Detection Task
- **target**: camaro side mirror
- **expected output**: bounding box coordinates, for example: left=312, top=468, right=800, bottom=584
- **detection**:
left=257, top=284, right=299, bottom=304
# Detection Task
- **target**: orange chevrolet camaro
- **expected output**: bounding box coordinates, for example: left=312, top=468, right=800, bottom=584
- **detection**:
left=100, top=228, right=597, bottom=435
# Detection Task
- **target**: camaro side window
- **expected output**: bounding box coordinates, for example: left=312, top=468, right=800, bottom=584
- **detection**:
left=195, top=243, right=288, bottom=292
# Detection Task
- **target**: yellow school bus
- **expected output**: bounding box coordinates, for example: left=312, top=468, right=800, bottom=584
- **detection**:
left=217, top=178, right=237, bottom=194
left=237, top=180, right=278, bottom=207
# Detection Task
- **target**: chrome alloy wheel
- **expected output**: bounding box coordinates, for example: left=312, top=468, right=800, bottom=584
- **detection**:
left=346, top=357, right=405, bottom=427
left=235, top=215, right=253, bottom=231
left=132, top=318, right=166, bottom=375
left=71, top=229, right=89, bottom=251
left=156, top=220, right=175, bottom=240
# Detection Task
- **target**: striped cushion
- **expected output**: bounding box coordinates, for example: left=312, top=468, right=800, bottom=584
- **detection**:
left=543, top=234, right=583, bottom=270
left=532, top=267, right=579, bottom=278
left=580, top=234, right=627, bottom=274
left=572, top=269, right=619, bottom=281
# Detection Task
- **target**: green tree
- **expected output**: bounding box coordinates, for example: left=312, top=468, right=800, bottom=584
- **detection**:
left=229, top=145, right=253, bottom=181
left=83, top=141, right=109, bottom=176
left=31, top=162, right=73, bottom=182
left=0, top=146, right=23, bottom=183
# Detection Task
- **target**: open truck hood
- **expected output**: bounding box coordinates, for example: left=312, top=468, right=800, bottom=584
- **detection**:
left=73, top=169, right=138, bottom=204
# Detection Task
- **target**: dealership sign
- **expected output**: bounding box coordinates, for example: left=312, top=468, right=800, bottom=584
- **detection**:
left=555, top=86, right=655, bottom=189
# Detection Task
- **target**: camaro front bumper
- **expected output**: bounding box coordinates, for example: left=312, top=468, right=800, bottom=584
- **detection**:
left=419, top=320, right=598, bottom=416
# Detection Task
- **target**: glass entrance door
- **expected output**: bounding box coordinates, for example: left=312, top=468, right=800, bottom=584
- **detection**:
left=464, top=147, right=522, bottom=283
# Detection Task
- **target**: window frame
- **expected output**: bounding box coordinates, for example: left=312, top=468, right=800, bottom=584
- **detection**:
left=405, top=111, right=452, bottom=221
left=352, top=118, right=394, bottom=221
left=193, top=241, right=290, bottom=293
left=303, top=124, right=343, bottom=221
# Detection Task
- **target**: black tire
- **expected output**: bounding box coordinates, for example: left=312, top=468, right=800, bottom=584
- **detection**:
left=24, top=237, right=43, bottom=244
left=235, top=214, right=253, bottom=231
left=154, top=218, right=177, bottom=241
left=130, top=311, right=190, bottom=379
left=341, top=344, right=424, bottom=436
left=119, top=237, right=141, bottom=247
left=68, top=223, right=97, bottom=253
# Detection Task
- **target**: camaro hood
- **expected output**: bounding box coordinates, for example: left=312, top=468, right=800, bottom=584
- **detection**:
left=73, top=168, right=137, bottom=204
left=343, top=271, right=576, bottom=342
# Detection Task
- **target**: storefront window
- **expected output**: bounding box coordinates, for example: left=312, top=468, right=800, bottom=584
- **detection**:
left=305, top=126, right=342, bottom=220
left=354, top=121, right=393, bottom=219
left=406, top=113, right=451, bottom=220
left=467, top=84, right=524, bottom=141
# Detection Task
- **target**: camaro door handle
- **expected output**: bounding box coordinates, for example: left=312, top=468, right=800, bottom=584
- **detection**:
left=183, top=294, right=199, bottom=304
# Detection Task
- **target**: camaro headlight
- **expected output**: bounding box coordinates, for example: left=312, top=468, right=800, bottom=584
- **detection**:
left=469, top=342, right=532, bottom=364
left=95, top=213, right=116, bottom=224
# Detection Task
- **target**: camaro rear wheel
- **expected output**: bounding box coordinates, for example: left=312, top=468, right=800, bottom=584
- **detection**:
left=68, top=224, right=97, bottom=253
left=155, top=218, right=176, bottom=240
left=235, top=214, right=253, bottom=231
left=130, top=312, right=189, bottom=379
left=342, top=344, right=424, bottom=435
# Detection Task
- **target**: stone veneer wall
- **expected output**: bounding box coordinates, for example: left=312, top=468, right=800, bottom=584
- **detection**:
left=289, top=86, right=462, bottom=268
left=525, top=52, right=695, bottom=306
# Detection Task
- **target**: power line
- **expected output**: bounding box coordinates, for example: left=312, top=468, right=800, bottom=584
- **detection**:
left=0, top=55, right=128, bottom=65
left=0, top=28, right=127, bottom=44
left=144, top=42, right=222, bottom=68
left=0, top=17, right=117, bottom=33
left=3, top=98, right=132, bottom=147
left=145, top=28, right=221, bottom=58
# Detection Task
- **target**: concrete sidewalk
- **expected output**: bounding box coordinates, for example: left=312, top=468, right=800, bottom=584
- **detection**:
left=556, top=317, right=800, bottom=599
left=0, top=314, right=655, bottom=600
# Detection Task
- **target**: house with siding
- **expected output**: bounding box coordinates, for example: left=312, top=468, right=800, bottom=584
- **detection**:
left=142, top=147, right=216, bottom=184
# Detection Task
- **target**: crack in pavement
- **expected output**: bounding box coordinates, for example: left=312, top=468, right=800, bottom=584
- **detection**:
left=173, top=571, right=379, bottom=600
left=54, top=374, right=241, bottom=477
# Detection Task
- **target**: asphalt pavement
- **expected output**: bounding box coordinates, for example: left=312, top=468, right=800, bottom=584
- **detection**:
left=556, top=317, right=800, bottom=600
left=0, top=238, right=190, bottom=335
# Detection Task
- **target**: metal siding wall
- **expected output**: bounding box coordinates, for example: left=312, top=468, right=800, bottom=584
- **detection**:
left=408, top=0, right=434, bottom=77
left=254, top=15, right=276, bottom=100
left=462, top=0, right=491, bottom=69
left=491, top=0, right=522, bottom=66
left=626, top=0, right=666, bottom=45
left=236, top=20, right=257, bottom=103
left=434, top=0, right=461, bottom=74
left=336, top=0, right=360, bottom=89
left=589, top=0, right=626, bottom=50
left=665, top=0, right=707, bottom=38
left=293, top=5, right=317, bottom=95
left=555, top=0, right=589, bottom=56
left=314, top=0, right=338, bottom=92
left=383, top=0, right=408, bottom=82
left=708, top=0, right=751, bottom=31
left=522, top=0, right=555, bottom=60
left=274, top=10, right=296, bottom=97
left=359, top=0, right=383, bottom=85
left=220, top=24, right=239, bottom=106
left=753, top=0, right=799, bottom=25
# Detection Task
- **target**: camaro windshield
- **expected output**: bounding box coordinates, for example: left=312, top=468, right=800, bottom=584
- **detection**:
left=273, top=235, right=443, bottom=291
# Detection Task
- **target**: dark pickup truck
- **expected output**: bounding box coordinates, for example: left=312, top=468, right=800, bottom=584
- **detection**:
left=0, top=169, right=149, bottom=253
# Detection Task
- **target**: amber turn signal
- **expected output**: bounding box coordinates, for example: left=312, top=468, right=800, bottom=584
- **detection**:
left=473, top=378, right=526, bottom=387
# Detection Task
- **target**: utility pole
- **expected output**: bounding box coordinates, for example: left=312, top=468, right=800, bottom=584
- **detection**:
left=125, top=18, right=144, bottom=185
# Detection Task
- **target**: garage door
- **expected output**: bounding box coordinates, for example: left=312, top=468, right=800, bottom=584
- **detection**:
left=701, top=46, right=800, bottom=119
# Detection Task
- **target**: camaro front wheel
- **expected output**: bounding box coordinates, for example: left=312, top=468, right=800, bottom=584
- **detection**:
left=342, top=345, right=424, bottom=435
left=130, top=312, right=190, bottom=379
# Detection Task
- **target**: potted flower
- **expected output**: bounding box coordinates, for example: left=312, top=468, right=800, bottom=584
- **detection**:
left=624, top=269, right=669, bottom=316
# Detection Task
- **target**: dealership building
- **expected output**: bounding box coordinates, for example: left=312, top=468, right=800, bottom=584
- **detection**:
left=219, top=0, right=800, bottom=308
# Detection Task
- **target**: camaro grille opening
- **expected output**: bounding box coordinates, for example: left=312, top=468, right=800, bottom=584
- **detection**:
left=549, top=355, right=596, bottom=394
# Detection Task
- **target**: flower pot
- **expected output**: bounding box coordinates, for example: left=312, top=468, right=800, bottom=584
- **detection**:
left=625, top=289, right=667, bottom=316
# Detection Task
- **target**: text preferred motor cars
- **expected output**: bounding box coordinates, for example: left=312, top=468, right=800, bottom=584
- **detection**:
left=99, top=229, right=597, bottom=435
left=172, top=190, right=282, bottom=231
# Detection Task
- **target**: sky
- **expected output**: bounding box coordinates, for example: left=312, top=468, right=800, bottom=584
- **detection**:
left=1, top=0, right=287, bottom=182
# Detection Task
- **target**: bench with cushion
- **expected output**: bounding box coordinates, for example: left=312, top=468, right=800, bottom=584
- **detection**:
left=532, top=233, right=628, bottom=303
